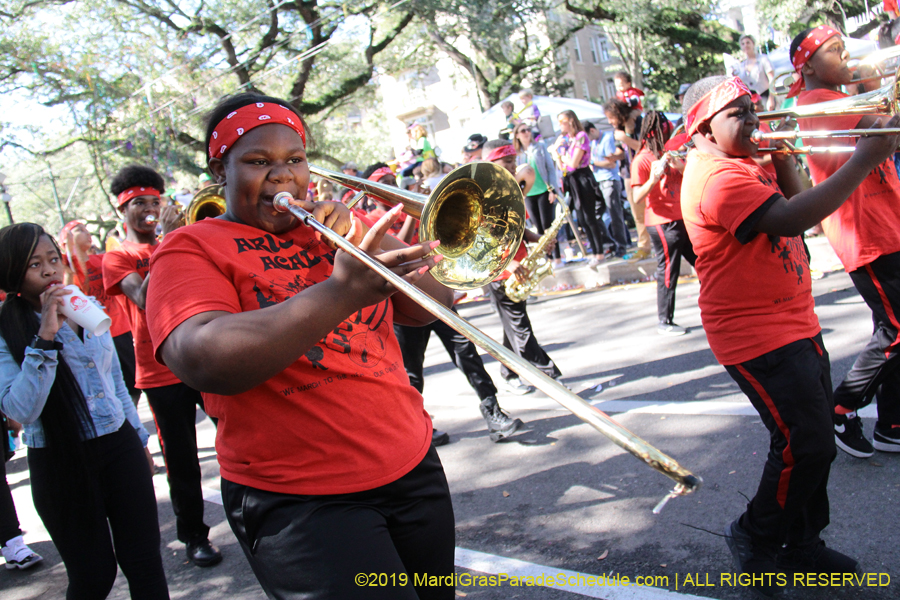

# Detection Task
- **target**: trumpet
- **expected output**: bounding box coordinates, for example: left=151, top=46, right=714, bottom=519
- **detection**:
left=275, top=163, right=703, bottom=509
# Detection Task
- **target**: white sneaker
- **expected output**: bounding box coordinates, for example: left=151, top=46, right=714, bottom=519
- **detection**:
left=503, top=377, right=535, bottom=395
left=657, top=323, right=687, bottom=336
left=2, top=535, right=43, bottom=570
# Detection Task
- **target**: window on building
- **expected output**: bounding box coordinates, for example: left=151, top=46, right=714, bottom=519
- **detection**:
left=599, top=38, right=610, bottom=62
left=607, top=79, right=615, bottom=99
left=574, top=37, right=583, bottom=63
left=597, top=82, right=605, bottom=99
left=589, top=38, right=599, bottom=64
left=582, top=80, right=590, bottom=100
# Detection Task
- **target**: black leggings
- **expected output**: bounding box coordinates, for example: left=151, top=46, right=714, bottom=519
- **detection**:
left=28, top=423, right=168, bottom=600
left=222, top=445, right=455, bottom=600
left=0, top=447, right=21, bottom=545
left=524, top=191, right=560, bottom=259
left=564, top=168, right=611, bottom=256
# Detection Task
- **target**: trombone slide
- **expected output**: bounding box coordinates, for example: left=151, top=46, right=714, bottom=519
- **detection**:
left=272, top=192, right=702, bottom=505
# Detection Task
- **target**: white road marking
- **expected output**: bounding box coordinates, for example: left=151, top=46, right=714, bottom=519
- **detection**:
left=593, top=399, right=877, bottom=419
left=455, top=547, right=715, bottom=599
left=199, top=490, right=715, bottom=598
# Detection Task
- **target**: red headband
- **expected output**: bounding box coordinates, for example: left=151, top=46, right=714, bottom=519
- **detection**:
left=117, top=186, right=160, bottom=209
left=787, top=26, right=841, bottom=98
left=209, top=102, right=306, bottom=160
left=368, top=167, right=394, bottom=182
left=685, top=77, right=751, bottom=137
left=485, top=144, right=517, bottom=162
left=59, top=220, right=85, bottom=242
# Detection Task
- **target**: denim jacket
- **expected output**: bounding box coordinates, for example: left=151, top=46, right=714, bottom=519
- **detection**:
left=0, top=320, right=149, bottom=448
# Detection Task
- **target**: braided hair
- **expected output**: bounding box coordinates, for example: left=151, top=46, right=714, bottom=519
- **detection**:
left=638, top=111, right=674, bottom=158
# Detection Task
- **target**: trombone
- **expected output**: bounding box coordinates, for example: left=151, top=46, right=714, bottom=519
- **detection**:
left=279, top=163, right=702, bottom=508
left=760, top=63, right=900, bottom=122
left=750, top=126, right=900, bottom=155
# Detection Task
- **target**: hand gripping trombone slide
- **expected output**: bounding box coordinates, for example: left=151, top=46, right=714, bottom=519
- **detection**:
left=273, top=191, right=702, bottom=512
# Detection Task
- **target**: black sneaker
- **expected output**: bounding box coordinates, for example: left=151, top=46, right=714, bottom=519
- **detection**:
left=480, top=397, right=524, bottom=442
left=834, top=413, right=874, bottom=458
left=777, top=539, right=862, bottom=575
left=431, top=429, right=450, bottom=447
left=873, top=422, right=900, bottom=453
left=724, top=519, right=784, bottom=599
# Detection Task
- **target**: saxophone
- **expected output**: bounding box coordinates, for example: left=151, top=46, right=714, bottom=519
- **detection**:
left=504, top=204, right=568, bottom=303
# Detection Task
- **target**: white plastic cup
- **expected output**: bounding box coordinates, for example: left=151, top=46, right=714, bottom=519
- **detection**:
left=59, top=285, right=111, bottom=336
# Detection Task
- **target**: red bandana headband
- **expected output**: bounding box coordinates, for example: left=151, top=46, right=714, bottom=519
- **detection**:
left=685, top=77, right=751, bottom=137
left=485, top=144, right=517, bottom=163
left=208, top=102, right=306, bottom=160
left=368, top=167, right=394, bottom=182
left=787, top=26, right=841, bottom=98
left=117, top=186, right=160, bottom=209
left=59, top=220, right=85, bottom=242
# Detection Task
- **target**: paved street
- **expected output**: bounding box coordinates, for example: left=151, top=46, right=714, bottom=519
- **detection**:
left=2, top=243, right=898, bottom=599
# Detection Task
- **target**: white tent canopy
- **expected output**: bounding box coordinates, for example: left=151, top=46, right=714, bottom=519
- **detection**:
left=474, top=93, right=681, bottom=142
left=475, top=93, right=613, bottom=137
left=766, top=36, right=878, bottom=79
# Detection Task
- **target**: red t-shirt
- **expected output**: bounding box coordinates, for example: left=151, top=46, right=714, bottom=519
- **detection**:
left=103, top=240, right=180, bottom=389
left=493, top=242, right=529, bottom=282
left=617, top=87, right=644, bottom=111
left=367, top=206, right=419, bottom=244
left=77, top=254, right=130, bottom=338
left=681, top=151, right=820, bottom=365
left=798, top=88, right=900, bottom=271
left=145, top=219, right=431, bottom=495
left=632, top=147, right=683, bottom=225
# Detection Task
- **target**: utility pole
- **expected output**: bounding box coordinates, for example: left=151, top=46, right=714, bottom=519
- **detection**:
left=46, top=165, right=66, bottom=228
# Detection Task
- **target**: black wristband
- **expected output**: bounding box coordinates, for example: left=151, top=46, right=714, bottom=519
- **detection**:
left=31, top=336, right=62, bottom=351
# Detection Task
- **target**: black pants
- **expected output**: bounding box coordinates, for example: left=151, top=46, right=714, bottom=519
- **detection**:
left=833, top=252, right=900, bottom=426
left=113, top=331, right=139, bottom=403
left=394, top=312, right=498, bottom=400
left=143, top=382, right=210, bottom=544
left=724, top=334, right=836, bottom=551
left=564, top=168, right=612, bottom=256
left=29, top=423, right=169, bottom=600
left=648, top=221, right=697, bottom=325
left=487, top=281, right=561, bottom=381
left=0, top=450, right=21, bottom=545
left=524, top=191, right=560, bottom=259
left=222, top=445, right=455, bottom=600
left=596, top=179, right=628, bottom=255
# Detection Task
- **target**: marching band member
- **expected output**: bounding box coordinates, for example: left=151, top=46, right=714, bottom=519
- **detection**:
left=792, top=26, right=900, bottom=458
left=630, top=112, right=696, bottom=336
left=483, top=139, right=563, bottom=394
left=681, top=76, right=895, bottom=597
left=145, top=93, right=456, bottom=599
left=102, top=167, right=222, bottom=568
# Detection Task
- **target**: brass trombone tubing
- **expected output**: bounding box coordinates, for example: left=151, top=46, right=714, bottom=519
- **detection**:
left=752, top=128, right=900, bottom=143
left=272, top=193, right=703, bottom=507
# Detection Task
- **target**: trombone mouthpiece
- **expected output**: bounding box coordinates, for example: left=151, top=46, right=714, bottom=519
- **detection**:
left=144, top=215, right=158, bottom=225
left=273, top=192, right=294, bottom=212
left=750, top=129, right=762, bottom=143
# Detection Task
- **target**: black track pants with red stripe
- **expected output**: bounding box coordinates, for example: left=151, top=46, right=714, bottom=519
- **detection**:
left=648, top=220, right=697, bottom=325
left=724, top=333, right=836, bottom=551
left=833, top=251, right=900, bottom=426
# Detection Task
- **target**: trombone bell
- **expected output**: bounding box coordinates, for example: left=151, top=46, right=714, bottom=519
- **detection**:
left=422, top=162, right=525, bottom=290
left=185, top=184, right=227, bottom=224
left=310, top=163, right=526, bottom=291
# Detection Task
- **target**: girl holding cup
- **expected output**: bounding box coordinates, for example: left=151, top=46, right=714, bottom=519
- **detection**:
left=0, top=223, right=168, bottom=599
